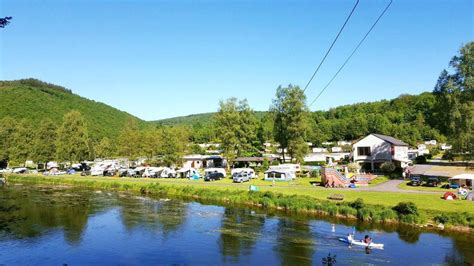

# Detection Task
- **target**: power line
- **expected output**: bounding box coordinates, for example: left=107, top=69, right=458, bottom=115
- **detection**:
left=303, top=0, right=360, bottom=93
left=309, top=0, right=393, bottom=107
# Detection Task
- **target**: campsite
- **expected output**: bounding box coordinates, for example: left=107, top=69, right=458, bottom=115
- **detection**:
left=1, top=1, right=473, bottom=265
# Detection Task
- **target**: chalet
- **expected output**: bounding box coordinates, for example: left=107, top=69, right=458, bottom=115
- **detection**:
left=353, top=134, right=410, bottom=171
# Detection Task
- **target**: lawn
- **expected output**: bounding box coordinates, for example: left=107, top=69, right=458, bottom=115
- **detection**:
left=9, top=174, right=473, bottom=215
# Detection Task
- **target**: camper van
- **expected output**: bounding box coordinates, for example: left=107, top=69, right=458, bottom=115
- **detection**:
left=231, top=168, right=256, bottom=179
left=90, top=160, right=119, bottom=176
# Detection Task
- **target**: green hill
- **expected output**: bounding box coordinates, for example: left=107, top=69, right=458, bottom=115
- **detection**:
left=0, top=79, right=146, bottom=140
left=153, top=111, right=267, bottom=127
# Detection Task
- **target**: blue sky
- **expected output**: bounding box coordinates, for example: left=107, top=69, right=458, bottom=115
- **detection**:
left=1, top=0, right=472, bottom=120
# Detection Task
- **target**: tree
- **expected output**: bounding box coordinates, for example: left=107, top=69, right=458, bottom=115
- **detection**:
left=159, top=126, right=188, bottom=167
left=117, top=119, right=141, bottom=159
left=56, top=111, right=90, bottom=162
left=380, top=161, right=396, bottom=173
left=95, top=137, right=113, bottom=159
left=270, top=85, right=310, bottom=163
left=0, top=116, right=16, bottom=163
left=433, top=42, right=473, bottom=160
left=0, top=17, right=12, bottom=28
left=9, top=119, right=34, bottom=166
left=32, top=118, right=57, bottom=163
left=215, top=98, right=260, bottom=168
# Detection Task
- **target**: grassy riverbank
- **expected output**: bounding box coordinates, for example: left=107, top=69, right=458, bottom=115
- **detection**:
left=6, top=174, right=474, bottom=230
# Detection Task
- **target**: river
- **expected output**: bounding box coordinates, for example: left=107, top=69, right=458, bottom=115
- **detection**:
left=0, top=184, right=472, bottom=265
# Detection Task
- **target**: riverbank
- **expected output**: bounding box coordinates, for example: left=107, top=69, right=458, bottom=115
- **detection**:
left=6, top=174, right=474, bottom=232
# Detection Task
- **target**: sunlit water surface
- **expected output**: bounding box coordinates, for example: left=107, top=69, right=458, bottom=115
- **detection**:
left=0, top=185, right=472, bottom=265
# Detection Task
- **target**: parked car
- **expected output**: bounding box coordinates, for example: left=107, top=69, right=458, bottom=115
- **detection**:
left=426, top=177, right=440, bottom=187
left=409, top=176, right=422, bottom=186
left=204, top=172, right=224, bottom=181
left=233, top=172, right=250, bottom=183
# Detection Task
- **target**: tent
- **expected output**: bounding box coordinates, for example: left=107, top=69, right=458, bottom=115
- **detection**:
left=443, top=192, right=457, bottom=200
left=449, top=174, right=474, bottom=189
left=467, top=192, right=473, bottom=201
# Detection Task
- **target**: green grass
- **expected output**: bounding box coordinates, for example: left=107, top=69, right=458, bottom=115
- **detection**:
left=367, top=175, right=390, bottom=186
left=8, top=174, right=474, bottom=216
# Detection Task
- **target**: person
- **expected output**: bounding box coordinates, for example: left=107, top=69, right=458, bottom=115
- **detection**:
left=363, top=235, right=372, bottom=244
left=347, top=233, right=354, bottom=242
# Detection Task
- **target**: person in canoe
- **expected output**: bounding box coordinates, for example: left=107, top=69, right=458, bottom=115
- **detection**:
left=347, top=233, right=354, bottom=242
left=363, top=235, right=372, bottom=244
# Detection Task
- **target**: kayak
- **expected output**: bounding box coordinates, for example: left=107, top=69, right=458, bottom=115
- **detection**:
left=339, top=237, right=384, bottom=249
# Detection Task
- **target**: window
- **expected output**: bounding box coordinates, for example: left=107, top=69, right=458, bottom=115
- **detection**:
left=357, top=147, right=371, bottom=156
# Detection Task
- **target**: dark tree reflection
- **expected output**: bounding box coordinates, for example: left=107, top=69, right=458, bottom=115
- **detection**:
left=275, top=219, right=315, bottom=266
left=219, top=208, right=265, bottom=263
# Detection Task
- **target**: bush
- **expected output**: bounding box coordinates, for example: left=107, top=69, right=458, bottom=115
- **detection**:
left=309, top=169, right=320, bottom=178
left=393, top=202, right=419, bottom=216
left=380, top=161, right=396, bottom=173
left=349, top=198, right=365, bottom=210
left=415, top=156, right=427, bottom=164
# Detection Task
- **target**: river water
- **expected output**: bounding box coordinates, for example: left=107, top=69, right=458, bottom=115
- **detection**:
left=0, top=184, right=472, bottom=265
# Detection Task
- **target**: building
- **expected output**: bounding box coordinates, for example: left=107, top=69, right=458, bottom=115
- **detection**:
left=353, top=134, right=410, bottom=171
left=337, top=140, right=352, bottom=146
left=182, top=155, right=227, bottom=169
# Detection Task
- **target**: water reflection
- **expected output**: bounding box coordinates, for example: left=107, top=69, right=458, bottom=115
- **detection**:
left=218, top=208, right=265, bottom=262
left=0, top=185, right=472, bottom=265
left=118, top=195, right=187, bottom=236
left=275, top=219, right=315, bottom=266
left=0, top=186, right=98, bottom=244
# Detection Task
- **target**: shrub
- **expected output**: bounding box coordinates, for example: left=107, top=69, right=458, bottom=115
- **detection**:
left=309, top=169, right=320, bottom=178
left=415, top=155, right=427, bottom=164
left=349, top=198, right=365, bottom=210
left=393, top=202, right=419, bottom=216
left=380, top=161, right=396, bottom=173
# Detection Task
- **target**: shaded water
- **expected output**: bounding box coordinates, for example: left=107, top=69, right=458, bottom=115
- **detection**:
left=0, top=184, right=472, bottom=265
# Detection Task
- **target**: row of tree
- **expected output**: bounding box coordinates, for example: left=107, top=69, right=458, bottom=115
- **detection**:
left=0, top=111, right=189, bottom=167
left=1, top=42, right=472, bottom=166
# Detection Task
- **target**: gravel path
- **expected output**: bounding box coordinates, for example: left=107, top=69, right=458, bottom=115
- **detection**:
left=357, top=180, right=439, bottom=194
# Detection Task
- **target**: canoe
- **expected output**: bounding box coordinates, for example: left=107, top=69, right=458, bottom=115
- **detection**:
left=339, top=237, right=384, bottom=249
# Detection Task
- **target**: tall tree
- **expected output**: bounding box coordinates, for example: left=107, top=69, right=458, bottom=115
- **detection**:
left=433, top=42, right=473, bottom=160
left=215, top=98, right=259, bottom=168
left=9, top=119, right=34, bottom=165
left=0, top=116, right=16, bottom=163
left=117, top=119, right=141, bottom=159
left=56, top=111, right=90, bottom=162
left=270, top=85, right=310, bottom=163
left=95, top=137, right=114, bottom=159
left=32, top=118, right=57, bottom=163
left=159, top=126, right=188, bottom=167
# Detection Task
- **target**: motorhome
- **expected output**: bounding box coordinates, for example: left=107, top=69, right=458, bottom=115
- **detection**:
left=264, top=169, right=296, bottom=181
left=231, top=168, right=256, bottom=178
left=90, top=160, right=119, bottom=176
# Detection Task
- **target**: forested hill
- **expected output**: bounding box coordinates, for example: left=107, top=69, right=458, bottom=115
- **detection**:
left=0, top=79, right=445, bottom=146
left=0, top=79, right=146, bottom=139
left=153, top=111, right=266, bottom=127
left=155, top=92, right=446, bottom=146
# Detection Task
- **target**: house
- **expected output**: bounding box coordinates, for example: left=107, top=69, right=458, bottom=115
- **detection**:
left=322, top=141, right=333, bottom=146
left=441, top=143, right=452, bottom=150
left=182, top=155, right=227, bottom=169
left=331, top=147, right=343, bottom=153
left=312, top=147, right=328, bottom=153
left=337, top=140, right=352, bottom=146
left=424, top=140, right=437, bottom=146
left=353, top=134, right=410, bottom=171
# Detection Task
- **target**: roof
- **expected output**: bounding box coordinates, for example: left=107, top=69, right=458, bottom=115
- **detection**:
left=372, top=134, right=409, bottom=146
left=234, top=157, right=276, bottom=162
left=450, top=174, right=474, bottom=180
